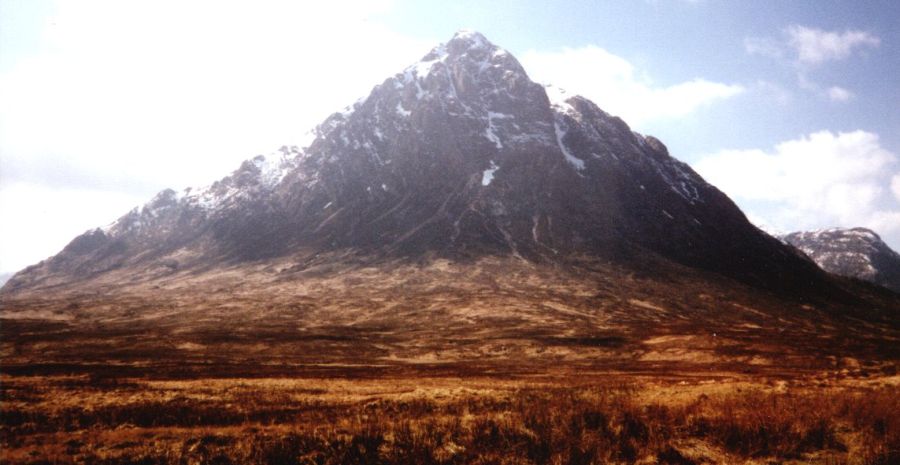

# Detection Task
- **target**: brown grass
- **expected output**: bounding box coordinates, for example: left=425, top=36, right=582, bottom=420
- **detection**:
left=2, top=256, right=898, bottom=464
left=2, top=374, right=898, bottom=465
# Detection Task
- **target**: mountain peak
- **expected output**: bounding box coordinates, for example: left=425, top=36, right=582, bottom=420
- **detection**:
left=416, top=30, right=508, bottom=68
left=446, top=29, right=493, bottom=50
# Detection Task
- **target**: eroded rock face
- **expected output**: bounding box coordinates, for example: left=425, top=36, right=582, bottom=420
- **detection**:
left=782, top=228, right=900, bottom=293
left=3, top=31, right=825, bottom=295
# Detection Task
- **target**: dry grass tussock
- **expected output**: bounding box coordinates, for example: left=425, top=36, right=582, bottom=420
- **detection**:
left=2, top=375, right=898, bottom=465
left=2, top=258, right=898, bottom=464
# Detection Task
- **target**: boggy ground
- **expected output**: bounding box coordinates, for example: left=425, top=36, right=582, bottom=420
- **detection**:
left=2, top=372, right=899, bottom=465
left=1, top=256, right=899, bottom=464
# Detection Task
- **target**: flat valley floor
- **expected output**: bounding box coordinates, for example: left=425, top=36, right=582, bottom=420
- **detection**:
left=2, top=258, right=899, bottom=464
left=3, top=365, right=898, bottom=465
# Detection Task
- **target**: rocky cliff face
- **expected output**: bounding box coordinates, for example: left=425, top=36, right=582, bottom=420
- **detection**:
left=3, top=31, right=827, bottom=296
left=782, top=228, right=900, bottom=293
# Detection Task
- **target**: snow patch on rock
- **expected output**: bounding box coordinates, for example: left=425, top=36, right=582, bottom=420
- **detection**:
left=554, top=119, right=585, bottom=171
left=482, top=160, right=499, bottom=186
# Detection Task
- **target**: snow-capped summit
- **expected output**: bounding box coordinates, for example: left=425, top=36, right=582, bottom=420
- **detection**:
left=3, top=32, right=828, bottom=296
left=782, top=227, right=900, bottom=293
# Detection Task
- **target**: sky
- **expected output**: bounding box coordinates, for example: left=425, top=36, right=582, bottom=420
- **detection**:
left=1, top=0, right=899, bottom=274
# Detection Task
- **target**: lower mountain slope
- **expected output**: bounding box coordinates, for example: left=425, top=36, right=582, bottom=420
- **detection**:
left=2, top=252, right=898, bottom=378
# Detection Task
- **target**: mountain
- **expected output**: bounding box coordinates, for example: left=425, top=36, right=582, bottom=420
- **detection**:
left=1, top=31, right=832, bottom=299
left=2, top=30, right=899, bottom=385
left=782, top=227, right=900, bottom=293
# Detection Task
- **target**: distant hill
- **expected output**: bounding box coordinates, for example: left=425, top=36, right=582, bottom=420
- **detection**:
left=782, top=227, right=900, bottom=293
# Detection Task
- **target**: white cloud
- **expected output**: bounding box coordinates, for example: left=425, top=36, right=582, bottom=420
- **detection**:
left=694, top=130, right=900, bottom=247
left=747, top=25, right=880, bottom=67
left=0, top=182, right=146, bottom=273
left=827, top=86, right=853, bottom=102
left=786, top=25, right=880, bottom=66
left=0, top=0, right=432, bottom=192
left=0, top=0, right=433, bottom=273
left=520, top=46, right=744, bottom=126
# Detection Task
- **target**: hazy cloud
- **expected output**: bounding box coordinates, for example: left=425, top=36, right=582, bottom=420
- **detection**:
left=786, top=25, right=880, bottom=66
left=745, top=25, right=877, bottom=103
left=753, top=80, right=794, bottom=106
left=694, top=130, right=900, bottom=242
left=521, top=46, right=744, bottom=126
left=0, top=0, right=432, bottom=193
left=0, top=182, right=147, bottom=273
left=827, top=86, right=853, bottom=102
left=743, top=37, right=783, bottom=59
left=645, top=0, right=706, bottom=5
left=0, top=0, right=432, bottom=272
left=892, top=174, right=900, bottom=202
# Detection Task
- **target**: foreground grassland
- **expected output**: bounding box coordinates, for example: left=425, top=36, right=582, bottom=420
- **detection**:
left=2, top=372, right=898, bottom=465
left=2, top=258, right=898, bottom=464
